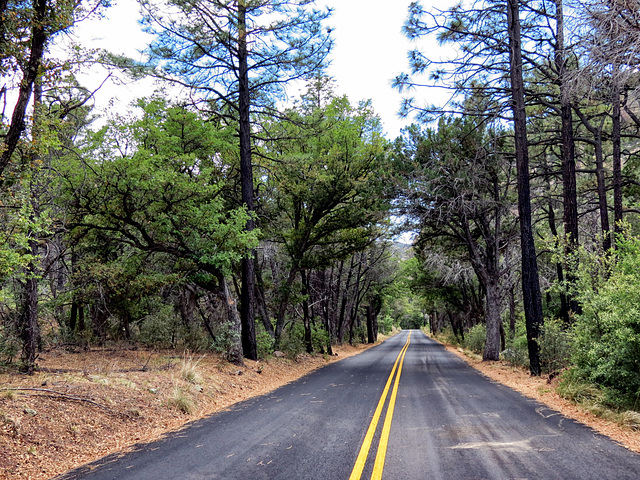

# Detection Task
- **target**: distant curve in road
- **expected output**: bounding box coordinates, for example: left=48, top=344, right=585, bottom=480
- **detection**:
left=57, top=330, right=640, bottom=480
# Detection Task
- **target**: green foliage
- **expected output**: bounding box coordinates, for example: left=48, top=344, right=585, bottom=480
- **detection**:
left=256, top=328, right=275, bottom=359
left=464, top=323, right=486, bottom=354
left=311, top=323, right=330, bottom=353
left=279, top=323, right=306, bottom=359
left=0, top=322, right=20, bottom=365
left=501, top=320, right=530, bottom=369
left=264, top=91, right=391, bottom=271
left=138, top=304, right=181, bottom=349
left=379, top=314, right=394, bottom=335
left=569, top=230, right=640, bottom=407
left=65, top=97, right=258, bottom=278
left=539, top=318, right=571, bottom=374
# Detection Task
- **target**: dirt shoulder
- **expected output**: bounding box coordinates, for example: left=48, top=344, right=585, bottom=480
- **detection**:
left=1, top=334, right=639, bottom=479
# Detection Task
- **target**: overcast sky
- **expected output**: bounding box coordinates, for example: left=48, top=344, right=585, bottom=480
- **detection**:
left=70, top=0, right=443, bottom=139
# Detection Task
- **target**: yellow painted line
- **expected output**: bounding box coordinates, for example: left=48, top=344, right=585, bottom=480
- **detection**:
left=371, top=333, right=410, bottom=479
left=349, top=332, right=411, bottom=480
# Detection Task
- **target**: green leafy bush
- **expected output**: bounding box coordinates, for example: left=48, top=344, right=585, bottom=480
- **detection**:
left=501, top=319, right=529, bottom=368
left=570, top=232, right=640, bottom=407
left=464, top=323, right=486, bottom=354
left=256, top=327, right=274, bottom=359
left=539, top=318, right=571, bottom=374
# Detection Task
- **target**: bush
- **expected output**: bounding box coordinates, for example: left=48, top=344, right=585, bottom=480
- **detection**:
left=539, top=318, right=571, bottom=374
left=279, top=323, right=305, bottom=359
left=501, top=319, right=529, bottom=368
left=311, top=324, right=330, bottom=353
left=570, top=231, right=640, bottom=407
left=464, top=323, right=486, bottom=354
left=256, top=327, right=274, bottom=359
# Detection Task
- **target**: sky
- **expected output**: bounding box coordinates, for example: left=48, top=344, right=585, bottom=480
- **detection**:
left=70, top=0, right=437, bottom=139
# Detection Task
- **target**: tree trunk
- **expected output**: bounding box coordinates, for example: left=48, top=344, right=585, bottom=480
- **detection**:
left=237, top=1, right=257, bottom=360
left=274, top=268, right=298, bottom=350
left=612, top=77, right=623, bottom=236
left=595, top=128, right=612, bottom=250
left=483, top=279, right=502, bottom=361
left=220, top=276, right=244, bottom=366
left=0, top=0, right=49, bottom=177
left=366, top=305, right=375, bottom=344
left=255, top=264, right=274, bottom=337
left=301, top=270, right=313, bottom=353
left=21, top=239, right=40, bottom=374
left=507, top=0, right=544, bottom=376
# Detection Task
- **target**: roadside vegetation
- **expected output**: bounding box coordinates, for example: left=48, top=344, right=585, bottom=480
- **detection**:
left=2, top=0, right=640, bottom=469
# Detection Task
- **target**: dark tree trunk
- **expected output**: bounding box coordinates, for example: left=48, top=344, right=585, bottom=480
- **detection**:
left=69, top=302, right=78, bottom=332
left=301, top=270, right=313, bottom=353
left=21, top=239, right=40, bottom=374
left=547, top=197, right=569, bottom=322
left=255, top=264, right=274, bottom=337
left=595, top=129, right=612, bottom=250
left=91, top=305, right=108, bottom=345
left=612, top=79, right=623, bottom=237
left=483, top=279, right=502, bottom=361
left=274, top=268, right=298, bottom=350
left=366, top=305, right=375, bottom=344
left=507, top=0, right=544, bottom=376
left=237, top=2, right=257, bottom=360
left=0, top=0, right=49, bottom=177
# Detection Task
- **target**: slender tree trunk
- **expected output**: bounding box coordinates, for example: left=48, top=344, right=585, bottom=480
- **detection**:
left=20, top=82, right=43, bottom=374
left=595, top=128, right=612, bottom=250
left=507, top=0, right=544, bottom=376
left=255, top=264, right=275, bottom=338
left=555, top=0, right=580, bottom=317
left=274, top=268, right=298, bottom=350
left=237, top=1, right=257, bottom=360
left=612, top=77, right=623, bottom=236
left=366, top=305, right=376, bottom=344
left=21, top=238, right=40, bottom=374
left=301, top=270, right=313, bottom=353
left=0, top=0, right=49, bottom=177
left=220, top=276, right=244, bottom=366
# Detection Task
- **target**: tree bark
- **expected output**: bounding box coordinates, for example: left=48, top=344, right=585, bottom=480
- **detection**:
left=0, top=0, right=49, bottom=177
left=612, top=78, right=623, bottom=236
left=595, top=128, right=612, bottom=250
left=238, top=1, right=257, bottom=360
left=507, top=0, right=544, bottom=376
left=220, top=276, right=244, bottom=366
left=482, top=279, right=502, bottom=361
left=20, top=239, right=40, bottom=374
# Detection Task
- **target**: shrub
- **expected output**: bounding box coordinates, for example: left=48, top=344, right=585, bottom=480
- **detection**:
left=570, top=231, right=640, bottom=407
left=279, top=323, right=305, bottom=359
left=464, top=323, right=486, bottom=354
left=501, top=319, right=529, bottom=368
left=539, top=318, right=571, bottom=374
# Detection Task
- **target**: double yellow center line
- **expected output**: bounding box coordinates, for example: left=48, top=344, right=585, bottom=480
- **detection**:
left=349, top=332, right=411, bottom=480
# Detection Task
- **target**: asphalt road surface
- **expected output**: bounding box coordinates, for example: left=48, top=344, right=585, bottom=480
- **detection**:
left=57, top=330, right=640, bottom=479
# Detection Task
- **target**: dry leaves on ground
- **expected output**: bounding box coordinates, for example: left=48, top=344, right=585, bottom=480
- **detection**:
left=0, top=343, right=371, bottom=480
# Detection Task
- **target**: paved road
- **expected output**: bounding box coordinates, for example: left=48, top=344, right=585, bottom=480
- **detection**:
left=57, top=330, right=640, bottom=479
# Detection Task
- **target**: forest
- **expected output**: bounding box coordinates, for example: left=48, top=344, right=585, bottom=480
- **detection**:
left=2, top=0, right=640, bottom=414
